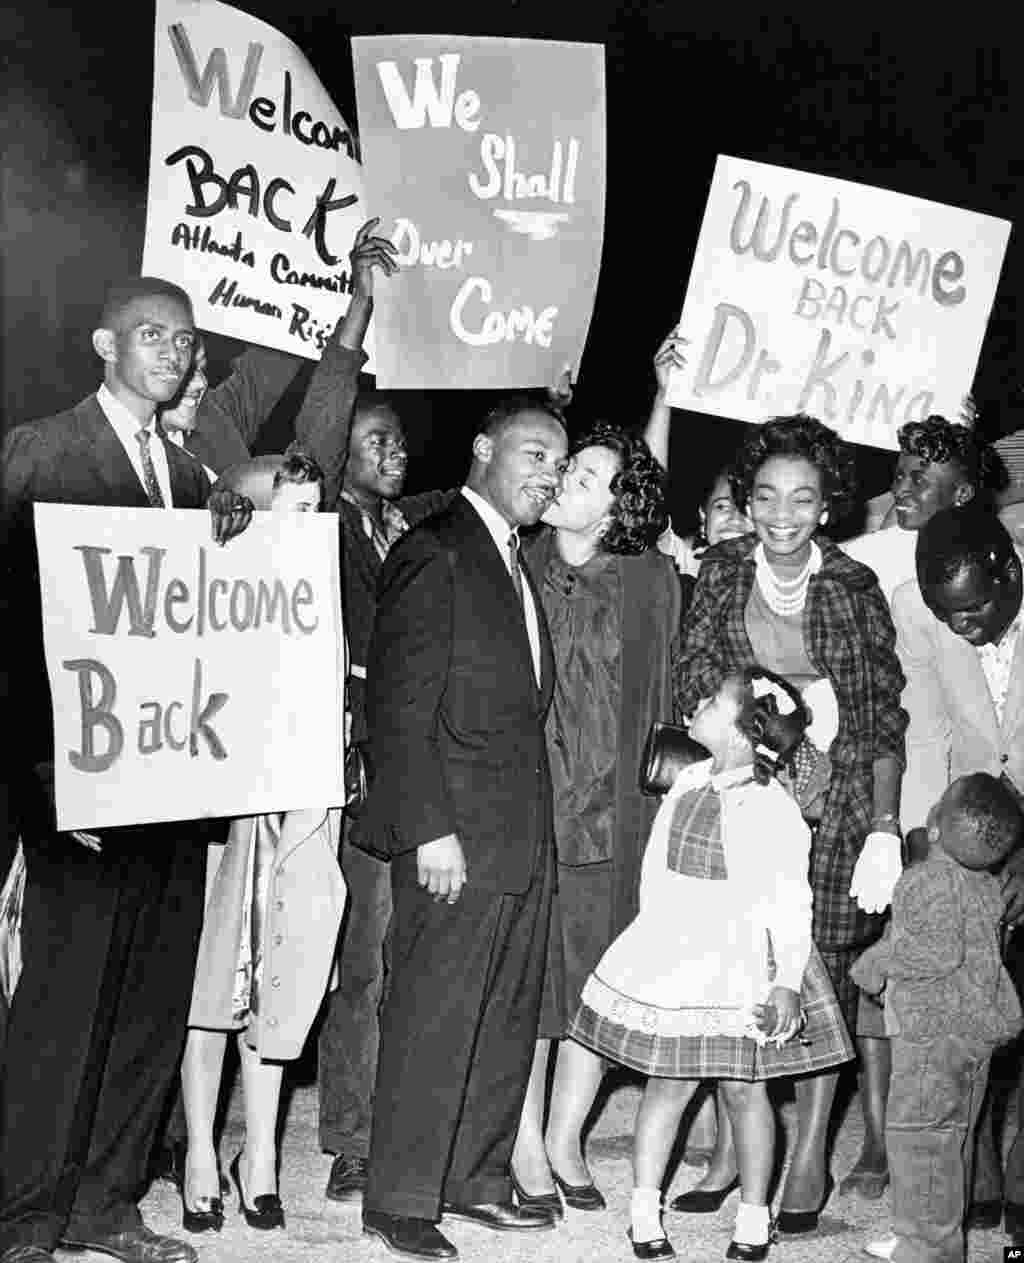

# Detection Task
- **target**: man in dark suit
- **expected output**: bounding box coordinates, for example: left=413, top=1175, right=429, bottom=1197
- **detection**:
left=0, top=277, right=250, bottom=1263
left=360, top=399, right=569, bottom=1261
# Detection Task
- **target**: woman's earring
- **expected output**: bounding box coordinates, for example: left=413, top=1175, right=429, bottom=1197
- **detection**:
left=819, top=510, right=829, bottom=525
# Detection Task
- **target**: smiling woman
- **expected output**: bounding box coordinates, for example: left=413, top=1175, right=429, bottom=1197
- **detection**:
left=674, top=413, right=907, bottom=1228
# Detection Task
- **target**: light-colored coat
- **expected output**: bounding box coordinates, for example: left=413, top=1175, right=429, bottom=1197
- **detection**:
left=188, top=807, right=346, bottom=1060
left=892, top=577, right=1024, bottom=831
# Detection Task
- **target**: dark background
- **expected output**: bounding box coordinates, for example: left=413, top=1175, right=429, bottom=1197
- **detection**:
left=4, top=3, right=1022, bottom=532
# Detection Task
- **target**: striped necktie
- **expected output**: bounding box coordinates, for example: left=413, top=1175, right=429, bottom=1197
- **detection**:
left=135, top=428, right=165, bottom=507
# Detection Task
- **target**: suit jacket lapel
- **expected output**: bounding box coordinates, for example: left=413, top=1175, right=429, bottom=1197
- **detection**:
left=163, top=433, right=210, bottom=508
left=75, top=396, right=150, bottom=507
left=455, top=496, right=539, bottom=697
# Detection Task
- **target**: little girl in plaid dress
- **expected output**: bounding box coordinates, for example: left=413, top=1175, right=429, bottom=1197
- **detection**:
left=569, top=670, right=854, bottom=1261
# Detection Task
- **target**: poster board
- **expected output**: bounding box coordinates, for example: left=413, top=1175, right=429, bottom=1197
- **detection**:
left=352, top=34, right=606, bottom=389
left=144, top=0, right=368, bottom=361
left=666, top=156, right=1011, bottom=449
left=35, top=504, right=346, bottom=830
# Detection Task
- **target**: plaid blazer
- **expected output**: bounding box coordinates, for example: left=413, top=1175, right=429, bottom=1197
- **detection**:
left=674, top=535, right=908, bottom=950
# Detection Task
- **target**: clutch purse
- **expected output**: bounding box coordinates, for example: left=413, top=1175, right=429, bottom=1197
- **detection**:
left=639, top=722, right=710, bottom=796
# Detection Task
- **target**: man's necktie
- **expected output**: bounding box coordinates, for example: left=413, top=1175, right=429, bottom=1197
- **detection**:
left=508, top=532, right=524, bottom=606
left=135, top=428, right=165, bottom=507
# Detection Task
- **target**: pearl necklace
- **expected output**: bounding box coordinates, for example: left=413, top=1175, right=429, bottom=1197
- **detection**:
left=754, top=541, right=822, bottom=617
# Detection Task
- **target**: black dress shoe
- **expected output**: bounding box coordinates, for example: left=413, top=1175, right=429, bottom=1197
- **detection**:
left=510, top=1169, right=564, bottom=1220
left=627, top=1228, right=676, bottom=1259
left=229, top=1153, right=285, bottom=1230
left=670, top=1176, right=740, bottom=1213
left=965, top=1198, right=1003, bottom=1230
left=441, top=1200, right=555, bottom=1231
left=551, top=1168, right=607, bottom=1211
left=326, top=1153, right=369, bottom=1203
left=61, top=1225, right=198, bottom=1263
left=362, top=1210, right=458, bottom=1261
left=725, top=1240, right=771, bottom=1260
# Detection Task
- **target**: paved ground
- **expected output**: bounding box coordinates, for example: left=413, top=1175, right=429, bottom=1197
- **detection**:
left=62, top=1065, right=1015, bottom=1263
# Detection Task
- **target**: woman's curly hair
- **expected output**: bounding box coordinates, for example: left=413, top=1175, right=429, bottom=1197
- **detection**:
left=898, top=415, right=1008, bottom=495
left=730, top=414, right=857, bottom=521
left=570, top=423, right=668, bottom=555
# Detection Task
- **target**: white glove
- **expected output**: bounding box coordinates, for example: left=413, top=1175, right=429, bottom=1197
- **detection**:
left=849, top=830, right=902, bottom=913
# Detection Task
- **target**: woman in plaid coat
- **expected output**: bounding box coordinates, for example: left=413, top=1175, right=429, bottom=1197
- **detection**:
left=673, top=415, right=907, bottom=1232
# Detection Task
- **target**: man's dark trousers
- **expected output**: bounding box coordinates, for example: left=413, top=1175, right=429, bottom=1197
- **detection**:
left=364, top=847, right=554, bottom=1219
left=318, top=815, right=393, bottom=1156
left=0, top=823, right=204, bottom=1253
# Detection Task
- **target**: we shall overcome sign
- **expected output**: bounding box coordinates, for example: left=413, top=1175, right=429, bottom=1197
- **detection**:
left=143, top=0, right=367, bottom=361
left=352, top=36, right=606, bottom=389
left=667, top=156, right=1011, bottom=450
left=35, top=505, right=346, bottom=831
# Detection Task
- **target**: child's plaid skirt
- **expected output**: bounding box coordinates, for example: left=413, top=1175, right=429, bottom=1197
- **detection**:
left=569, top=941, right=854, bottom=1081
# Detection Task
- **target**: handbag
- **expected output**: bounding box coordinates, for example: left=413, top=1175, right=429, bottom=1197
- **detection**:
left=639, top=722, right=710, bottom=796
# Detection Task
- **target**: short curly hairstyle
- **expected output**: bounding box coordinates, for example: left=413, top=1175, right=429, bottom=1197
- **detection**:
left=943, top=772, right=1023, bottom=870
left=730, top=414, right=857, bottom=521
left=570, top=423, right=668, bottom=555
left=898, top=415, right=1008, bottom=495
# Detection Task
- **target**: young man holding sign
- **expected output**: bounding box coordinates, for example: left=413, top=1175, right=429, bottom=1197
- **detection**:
left=0, top=278, right=250, bottom=1263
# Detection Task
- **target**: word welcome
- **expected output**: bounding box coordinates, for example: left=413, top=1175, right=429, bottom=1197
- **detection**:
left=730, top=180, right=967, bottom=308
left=76, top=544, right=319, bottom=640
left=169, top=23, right=356, bottom=157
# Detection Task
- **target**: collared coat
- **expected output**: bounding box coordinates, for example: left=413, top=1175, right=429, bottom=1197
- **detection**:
left=188, top=807, right=347, bottom=1060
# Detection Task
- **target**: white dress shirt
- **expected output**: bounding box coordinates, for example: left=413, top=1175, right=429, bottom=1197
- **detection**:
left=977, top=612, right=1023, bottom=727
left=96, top=384, right=174, bottom=507
left=461, top=486, right=542, bottom=687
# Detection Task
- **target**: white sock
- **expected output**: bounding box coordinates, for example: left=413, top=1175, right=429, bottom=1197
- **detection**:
left=631, top=1187, right=663, bottom=1243
left=734, top=1200, right=770, bottom=1245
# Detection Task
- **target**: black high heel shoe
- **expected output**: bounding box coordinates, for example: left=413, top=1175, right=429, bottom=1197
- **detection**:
left=551, top=1167, right=606, bottom=1211
left=510, top=1168, right=564, bottom=1221
left=229, top=1152, right=285, bottom=1230
left=180, top=1153, right=226, bottom=1233
left=181, top=1187, right=225, bottom=1234
left=776, top=1177, right=834, bottom=1235
left=669, top=1175, right=740, bottom=1214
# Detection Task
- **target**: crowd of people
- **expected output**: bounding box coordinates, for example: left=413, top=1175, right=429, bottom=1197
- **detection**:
left=1, top=218, right=1023, bottom=1263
